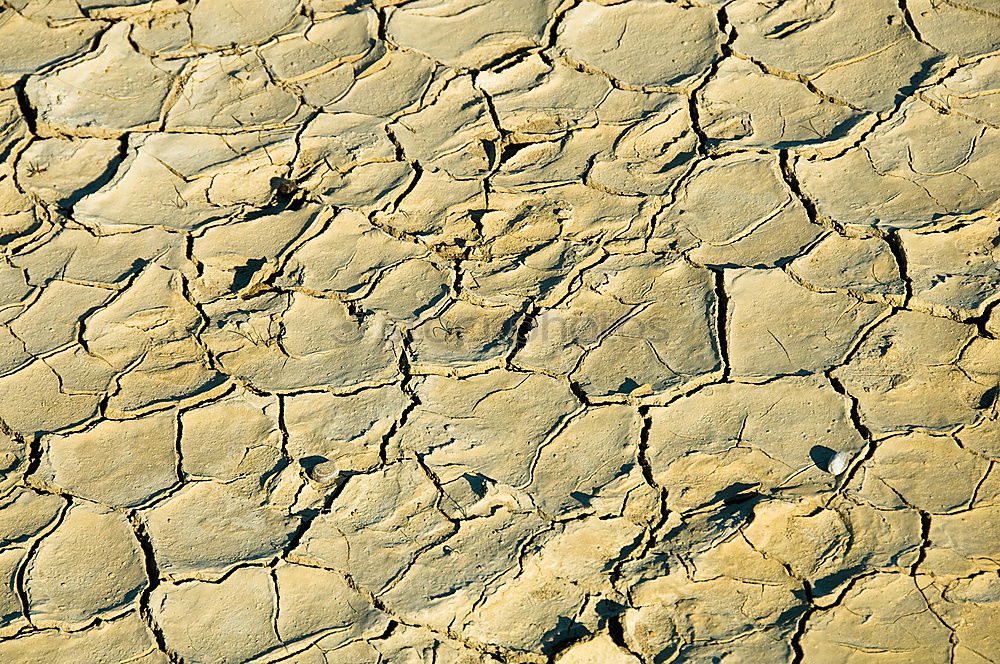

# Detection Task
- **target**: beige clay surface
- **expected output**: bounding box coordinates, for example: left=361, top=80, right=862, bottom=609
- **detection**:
left=0, top=0, right=999, bottom=662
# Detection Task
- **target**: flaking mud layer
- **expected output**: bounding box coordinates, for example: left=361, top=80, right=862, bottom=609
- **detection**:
left=0, top=0, right=999, bottom=662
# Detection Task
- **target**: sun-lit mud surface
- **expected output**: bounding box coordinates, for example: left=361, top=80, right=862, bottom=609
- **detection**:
left=1, top=0, right=999, bottom=662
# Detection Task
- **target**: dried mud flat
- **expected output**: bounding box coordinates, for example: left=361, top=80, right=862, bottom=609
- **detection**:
left=1, top=0, right=999, bottom=662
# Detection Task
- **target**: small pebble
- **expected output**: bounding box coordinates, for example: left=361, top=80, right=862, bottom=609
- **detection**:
left=305, top=460, right=342, bottom=485
left=828, top=451, right=849, bottom=475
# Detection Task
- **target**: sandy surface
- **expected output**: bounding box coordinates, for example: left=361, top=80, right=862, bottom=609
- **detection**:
left=1, top=0, right=999, bottom=662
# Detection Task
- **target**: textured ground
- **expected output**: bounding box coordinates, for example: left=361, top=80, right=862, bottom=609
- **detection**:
left=0, top=0, right=999, bottom=662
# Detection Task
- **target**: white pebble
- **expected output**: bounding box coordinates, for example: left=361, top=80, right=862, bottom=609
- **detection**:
left=828, top=451, right=849, bottom=475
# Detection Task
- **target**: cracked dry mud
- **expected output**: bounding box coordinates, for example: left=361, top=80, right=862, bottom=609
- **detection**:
left=0, top=0, right=999, bottom=662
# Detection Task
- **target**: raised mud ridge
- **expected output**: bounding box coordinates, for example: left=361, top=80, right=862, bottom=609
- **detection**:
left=1, top=0, right=999, bottom=662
